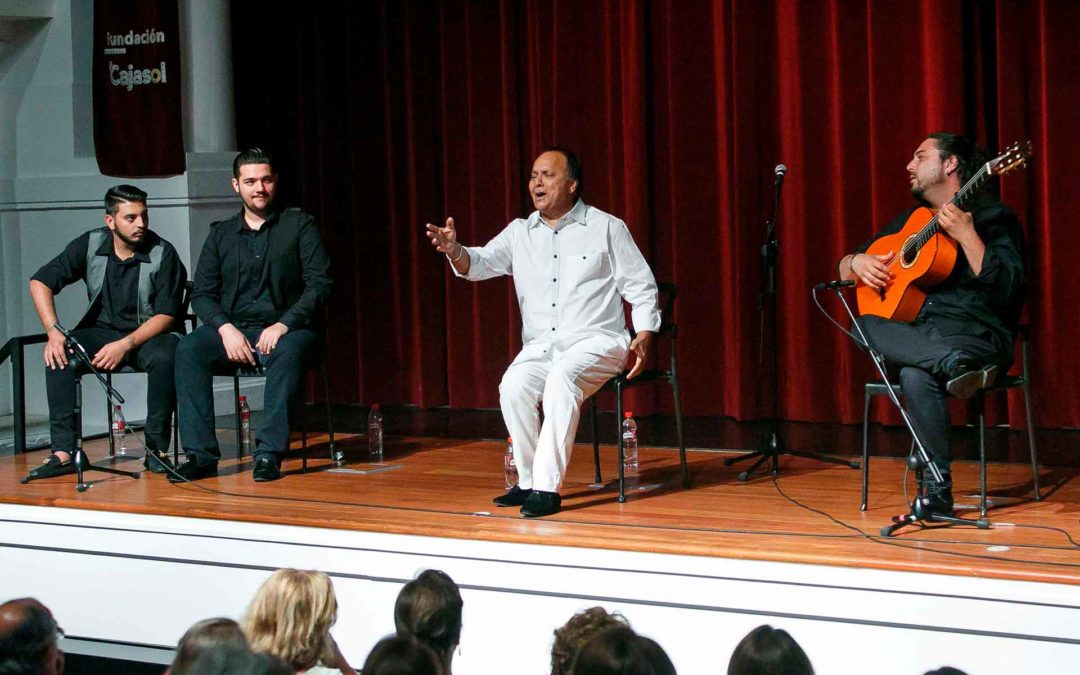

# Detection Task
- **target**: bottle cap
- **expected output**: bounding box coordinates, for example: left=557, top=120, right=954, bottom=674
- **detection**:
left=624, top=411, right=633, bottom=418
left=372, top=403, right=381, bottom=410
left=239, top=395, right=247, bottom=401
left=507, top=437, right=512, bottom=443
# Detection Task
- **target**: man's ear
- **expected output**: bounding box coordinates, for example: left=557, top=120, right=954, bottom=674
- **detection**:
left=231, top=178, right=240, bottom=194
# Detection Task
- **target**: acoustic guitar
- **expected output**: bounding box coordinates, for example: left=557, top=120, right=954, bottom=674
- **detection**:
left=856, top=140, right=1032, bottom=322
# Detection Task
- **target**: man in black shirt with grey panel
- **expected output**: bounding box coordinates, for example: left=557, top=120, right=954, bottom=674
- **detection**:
left=838, top=133, right=1026, bottom=515
left=27, top=184, right=187, bottom=478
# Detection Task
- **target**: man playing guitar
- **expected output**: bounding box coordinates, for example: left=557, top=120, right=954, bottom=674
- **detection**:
left=838, top=132, right=1026, bottom=516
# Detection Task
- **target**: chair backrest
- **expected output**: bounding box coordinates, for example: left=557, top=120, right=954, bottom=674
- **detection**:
left=181, top=280, right=197, bottom=331
left=656, top=282, right=678, bottom=339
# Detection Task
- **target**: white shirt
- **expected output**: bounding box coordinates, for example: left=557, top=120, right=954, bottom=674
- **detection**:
left=456, top=200, right=660, bottom=348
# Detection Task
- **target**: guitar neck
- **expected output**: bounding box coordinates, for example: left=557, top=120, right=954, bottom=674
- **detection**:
left=917, top=162, right=992, bottom=243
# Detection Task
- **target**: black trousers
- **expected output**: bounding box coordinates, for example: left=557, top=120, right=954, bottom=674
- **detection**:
left=45, top=327, right=180, bottom=454
left=859, top=315, right=1012, bottom=474
left=175, top=324, right=317, bottom=465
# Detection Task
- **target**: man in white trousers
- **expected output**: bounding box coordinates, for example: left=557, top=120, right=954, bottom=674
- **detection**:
left=426, top=148, right=660, bottom=517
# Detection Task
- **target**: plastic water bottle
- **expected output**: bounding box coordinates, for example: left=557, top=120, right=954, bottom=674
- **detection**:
left=368, top=403, right=384, bottom=461
left=111, top=405, right=127, bottom=455
left=239, top=396, right=253, bottom=455
left=621, top=411, right=638, bottom=477
left=504, top=437, right=518, bottom=489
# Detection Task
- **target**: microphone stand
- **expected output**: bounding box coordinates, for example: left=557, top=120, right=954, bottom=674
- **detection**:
left=21, top=326, right=141, bottom=492
left=826, top=287, right=988, bottom=535
left=725, top=168, right=859, bottom=480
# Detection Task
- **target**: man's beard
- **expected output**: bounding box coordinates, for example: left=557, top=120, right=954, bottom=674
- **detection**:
left=115, top=229, right=143, bottom=248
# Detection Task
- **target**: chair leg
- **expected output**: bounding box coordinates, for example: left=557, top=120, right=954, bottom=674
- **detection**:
left=591, top=397, right=602, bottom=484
left=671, top=374, right=689, bottom=489
left=234, top=375, right=243, bottom=460
left=106, top=373, right=115, bottom=456
left=172, top=410, right=180, bottom=465
left=616, top=381, right=626, bottom=503
left=861, top=388, right=871, bottom=511
left=977, top=395, right=988, bottom=517
left=1022, top=377, right=1040, bottom=501
left=322, top=361, right=335, bottom=462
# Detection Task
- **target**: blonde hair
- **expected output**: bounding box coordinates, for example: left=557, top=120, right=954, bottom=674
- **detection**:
left=243, top=569, right=338, bottom=670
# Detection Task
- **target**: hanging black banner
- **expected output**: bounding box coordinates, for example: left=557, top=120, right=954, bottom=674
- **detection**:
left=93, top=0, right=184, bottom=177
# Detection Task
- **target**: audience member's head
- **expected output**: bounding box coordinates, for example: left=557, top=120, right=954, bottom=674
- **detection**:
left=183, top=643, right=292, bottom=675
left=571, top=625, right=676, bottom=675
left=551, top=607, right=630, bottom=675
left=394, top=569, right=463, bottom=671
left=727, top=625, right=813, bottom=675
left=168, top=617, right=248, bottom=674
left=924, top=668, right=969, bottom=675
left=362, top=635, right=445, bottom=675
left=243, top=568, right=339, bottom=671
left=0, top=597, right=64, bottom=675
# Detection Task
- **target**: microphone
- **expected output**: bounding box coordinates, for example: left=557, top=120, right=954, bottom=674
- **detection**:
left=814, top=279, right=855, bottom=291
left=774, top=163, right=787, bottom=185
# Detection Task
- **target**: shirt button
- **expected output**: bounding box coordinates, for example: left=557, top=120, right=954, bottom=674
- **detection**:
left=582, top=256, right=586, bottom=260
left=552, top=278, right=557, bottom=282
left=551, top=327, right=556, bottom=331
left=551, top=303, right=555, bottom=307
left=554, top=254, right=558, bottom=258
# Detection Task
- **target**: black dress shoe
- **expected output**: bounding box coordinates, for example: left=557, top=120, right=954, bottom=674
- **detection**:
left=520, top=490, right=562, bottom=518
left=252, top=456, right=282, bottom=482
left=921, top=480, right=955, bottom=516
left=168, top=459, right=218, bottom=482
left=28, top=454, right=78, bottom=480
left=493, top=485, right=532, bottom=507
left=143, top=450, right=175, bottom=474
left=946, top=364, right=998, bottom=399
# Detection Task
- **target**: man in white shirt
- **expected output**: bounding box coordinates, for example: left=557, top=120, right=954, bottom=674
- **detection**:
left=426, top=149, right=660, bottom=517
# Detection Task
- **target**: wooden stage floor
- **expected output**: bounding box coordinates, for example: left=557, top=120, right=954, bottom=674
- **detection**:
left=2, top=433, right=1079, bottom=586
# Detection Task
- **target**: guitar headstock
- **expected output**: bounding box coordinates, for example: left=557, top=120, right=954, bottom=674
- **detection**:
left=989, top=140, right=1033, bottom=176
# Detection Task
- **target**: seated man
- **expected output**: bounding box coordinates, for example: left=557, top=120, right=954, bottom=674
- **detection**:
left=838, top=132, right=1026, bottom=515
left=174, top=148, right=332, bottom=483
left=0, top=597, right=65, bottom=675
left=427, top=148, right=659, bottom=518
left=27, top=184, right=187, bottom=477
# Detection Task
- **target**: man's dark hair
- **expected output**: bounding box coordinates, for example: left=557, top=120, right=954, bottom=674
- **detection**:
left=170, top=618, right=249, bottom=675
left=544, top=146, right=583, bottom=198
left=927, top=132, right=990, bottom=189
left=233, top=147, right=275, bottom=178
left=394, top=569, right=462, bottom=669
left=571, top=625, right=676, bottom=675
left=0, top=598, right=61, bottom=675
left=727, top=624, right=814, bottom=675
left=362, top=635, right=445, bottom=675
left=551, top=607, right=629, bottom=675
left=183, top=644, right=292, bottom=675
left=104, top=184, right=148, bottom=216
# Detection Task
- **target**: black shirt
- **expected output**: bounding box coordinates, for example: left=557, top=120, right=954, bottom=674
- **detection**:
left=233, top=220, right=278, bottom=327
left=31, top=230, right=187, bottom=331
left=857, top=200, right=1026, bottom=355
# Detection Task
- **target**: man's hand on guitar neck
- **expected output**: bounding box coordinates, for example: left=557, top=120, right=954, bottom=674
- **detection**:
left=846, top=250, right=894, bottom=289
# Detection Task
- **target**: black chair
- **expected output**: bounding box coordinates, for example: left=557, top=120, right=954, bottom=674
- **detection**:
left=860, top=326, right=1041, bottom=515
left=588, top=282, right=689, bottom=503
left=225, top=341, right=335, bottom=472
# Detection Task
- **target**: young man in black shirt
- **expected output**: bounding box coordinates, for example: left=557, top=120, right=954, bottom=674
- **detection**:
left=174, top=148, right=332, bottom=483
left=838, top=133, right=1026, bottom=515
left=27, top=184, right=187, bottom=478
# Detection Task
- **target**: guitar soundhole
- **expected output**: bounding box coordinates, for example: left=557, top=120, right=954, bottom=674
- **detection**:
left=900, top=234, right=919, bottom=269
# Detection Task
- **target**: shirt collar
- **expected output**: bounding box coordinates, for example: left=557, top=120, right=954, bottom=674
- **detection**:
left=95, top=232, right=152, bottom=263
left=234, top=208, right=279, bottom=233
left=528, top=199, right=589, bottom=230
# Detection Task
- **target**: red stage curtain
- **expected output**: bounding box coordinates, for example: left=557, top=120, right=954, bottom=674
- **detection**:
left=231, top=0, right=1080, bottom=433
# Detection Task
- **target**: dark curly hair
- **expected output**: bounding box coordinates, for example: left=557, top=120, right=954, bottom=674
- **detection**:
left=551, top=607, right=629, bottom=675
